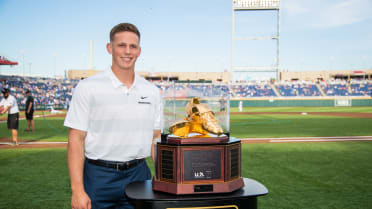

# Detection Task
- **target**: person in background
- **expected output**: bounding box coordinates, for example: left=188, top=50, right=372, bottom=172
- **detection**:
left=64, top=23, right=162, bottom=209
left=25, top=89, right=35, bottom=132
left=0, top=88, right=20, bottom=146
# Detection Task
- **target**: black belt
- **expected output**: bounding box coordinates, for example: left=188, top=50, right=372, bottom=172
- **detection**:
left=86, top=158, right=145, bottom=171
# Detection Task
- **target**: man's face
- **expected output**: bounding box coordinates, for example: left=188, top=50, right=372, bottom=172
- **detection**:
left=3, top=92, right=9, bottom=99
left=107, top=31, right=141, bottom=71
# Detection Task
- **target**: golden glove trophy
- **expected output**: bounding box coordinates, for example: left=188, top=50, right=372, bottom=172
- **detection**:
left=152, top=84, right=244, bottom=194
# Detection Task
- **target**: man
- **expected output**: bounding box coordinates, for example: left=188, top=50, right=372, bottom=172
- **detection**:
left=64, top=23, right=162, bottom=209
left=0, top=88, right=20, bottom=146
left=25, top=90, right=35, bottom=132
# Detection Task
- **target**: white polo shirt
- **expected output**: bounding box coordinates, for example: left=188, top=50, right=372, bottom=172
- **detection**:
left=64, top=69, right=162, bottom=162
left=0, top=95, right=19, bottom=114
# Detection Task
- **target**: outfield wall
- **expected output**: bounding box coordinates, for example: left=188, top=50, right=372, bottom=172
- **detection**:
left=17, top=98, right=372, bottom=110
left=230, top=97, right=372, bottom=107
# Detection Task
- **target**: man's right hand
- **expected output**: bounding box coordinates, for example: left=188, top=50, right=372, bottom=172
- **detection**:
left=67, top=128, right=89, bottom=209
left=71, top=191, right=91, bottom=209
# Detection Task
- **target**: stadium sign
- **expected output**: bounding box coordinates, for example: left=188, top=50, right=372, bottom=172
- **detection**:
left=353, top=70, right=366, bottom=75
left=233, top=0, right=280, bottom=10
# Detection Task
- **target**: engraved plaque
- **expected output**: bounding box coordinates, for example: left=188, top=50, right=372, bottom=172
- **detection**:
left=184, top=150, right=221, bottom=181
left=161, top=150, right=174, bottom=181
left=230, top=147, right=239, bottom=178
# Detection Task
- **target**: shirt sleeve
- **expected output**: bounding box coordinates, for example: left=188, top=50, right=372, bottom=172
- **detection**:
left=64, top=81, right=91, bottom=131
left=2, top=97, right=14, bottom=108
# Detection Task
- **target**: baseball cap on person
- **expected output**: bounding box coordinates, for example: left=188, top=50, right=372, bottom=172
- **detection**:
left=25, top=90, right=30, bottom=94
left=1, top=88, right=9, bottom=94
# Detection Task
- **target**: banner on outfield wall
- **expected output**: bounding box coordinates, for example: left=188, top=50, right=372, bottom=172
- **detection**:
left=334, top=99, right=352, bottom=107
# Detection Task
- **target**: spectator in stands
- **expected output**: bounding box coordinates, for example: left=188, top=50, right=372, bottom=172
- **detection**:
left=64, top=23, right=161, bottom=209
left=0, top=88, right=20, bottom=146
left=24, top=90, right=35, bottom=132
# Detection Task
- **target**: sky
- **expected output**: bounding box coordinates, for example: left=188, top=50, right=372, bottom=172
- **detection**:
left=0, top=0, right=371, bottom=80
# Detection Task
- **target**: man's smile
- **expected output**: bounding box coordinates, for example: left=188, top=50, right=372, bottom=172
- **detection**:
left=121, top=57, right=132, bottom=61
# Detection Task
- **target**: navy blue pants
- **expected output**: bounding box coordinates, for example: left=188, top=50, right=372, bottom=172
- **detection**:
left=84, top=159, right=151, bottom=209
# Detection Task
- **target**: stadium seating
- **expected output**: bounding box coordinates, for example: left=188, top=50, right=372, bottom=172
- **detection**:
left=231, top=84, right=276, bottom=97
left=321, top=82, right=349, bottom=96
left=349, top=82, right=371, bottom=96
left=1, top=75, right=371, bottom=111
left=0, top=75, right=78, bottom=110
left=276, top=83, right=322, bottom=97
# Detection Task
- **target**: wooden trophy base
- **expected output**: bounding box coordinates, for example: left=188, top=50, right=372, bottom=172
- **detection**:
left=153, top=136, right=244, bottom=195
left=152, top=177, right=244, bottom=195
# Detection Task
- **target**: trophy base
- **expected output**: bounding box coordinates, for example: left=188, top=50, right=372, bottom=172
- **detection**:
left=153, top=136, right=244, bottom=195
left=152, top=177, right=244, bottom=195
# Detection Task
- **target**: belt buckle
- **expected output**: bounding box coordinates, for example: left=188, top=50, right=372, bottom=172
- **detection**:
left=116, top=162, right=129, bottom=171
left=115, top=160, right=139, bottom=171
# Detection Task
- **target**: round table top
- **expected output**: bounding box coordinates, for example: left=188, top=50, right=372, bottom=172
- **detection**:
left=126, top=177, right=268, bottom=201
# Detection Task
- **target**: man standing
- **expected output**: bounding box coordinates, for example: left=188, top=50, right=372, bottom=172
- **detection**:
left=25, top=90, right=35, bottom=132
left=64, top=23, right=162, bottom=209
left=0, top=88, right=20, bottom=146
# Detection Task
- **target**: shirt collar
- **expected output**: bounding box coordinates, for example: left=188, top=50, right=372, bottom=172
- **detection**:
left=108, top=68, right=138, bottom=91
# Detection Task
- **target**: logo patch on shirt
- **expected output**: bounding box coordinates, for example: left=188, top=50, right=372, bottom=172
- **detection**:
left=138, top=96, right=151, bottom=104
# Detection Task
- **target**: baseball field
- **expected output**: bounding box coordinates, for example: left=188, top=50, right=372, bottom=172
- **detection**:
left=1, top=106, right=372, bottom=209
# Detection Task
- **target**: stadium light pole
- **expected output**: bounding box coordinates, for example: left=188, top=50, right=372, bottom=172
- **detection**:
left=232, top=0, right=281, bottom=81
left=21, top=50, right=25, bottom=77
left=28, top=62, right=32, bottom=76
left=90, top=40, right=93, bottom=76
left=53, top=53, right=56, bottom=78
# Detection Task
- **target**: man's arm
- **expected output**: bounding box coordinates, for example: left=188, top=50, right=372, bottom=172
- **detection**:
left=1, top=105, right=10, bottom=115
left=151, top=129, right=161, bottom=163
left=27, top=101, right=32, bottom=114
left=67, top=128, right=91, bottom=209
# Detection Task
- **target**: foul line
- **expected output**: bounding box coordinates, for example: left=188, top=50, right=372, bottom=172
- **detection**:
left=0, top=142, right=67, bottom=145
left=2, top=136, right=372, bottom=146
left=241, top=136, right=372, bottom=143
left=270, top=138, right=372, bottom=143
left=241, top=136, right=372, bottom=140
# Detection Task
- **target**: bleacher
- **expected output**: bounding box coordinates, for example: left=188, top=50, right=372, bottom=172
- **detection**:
left=321, top=83, right=349, bottom=96
left=0, top=75, right=78, bottom=110
left=276, top=83, right=322, bottom=97
left=349, top=82, right=371, bottom=96
left=232, top=84, right=276, bottom=97
left=1, top=75, right=372, bottom=111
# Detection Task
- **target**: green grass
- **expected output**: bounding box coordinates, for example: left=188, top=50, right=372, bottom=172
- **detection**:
left=1, top=106, right=372, bottom=141
left=241, top=142, right=372, bottom=209
left=230, top=106, right=372, bottom=113
left=230, top=114, right=372, bottom=138
left=0, top=117, right=68, bottom=141
left=1, top=143, right=372, bottom=209
left=1, top=106, right=372, bottom=208
left=0, top=148, right=71, bottom=209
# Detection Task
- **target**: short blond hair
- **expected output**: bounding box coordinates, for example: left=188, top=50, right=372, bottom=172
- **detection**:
left=110, top=23, right=140, bottom=42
